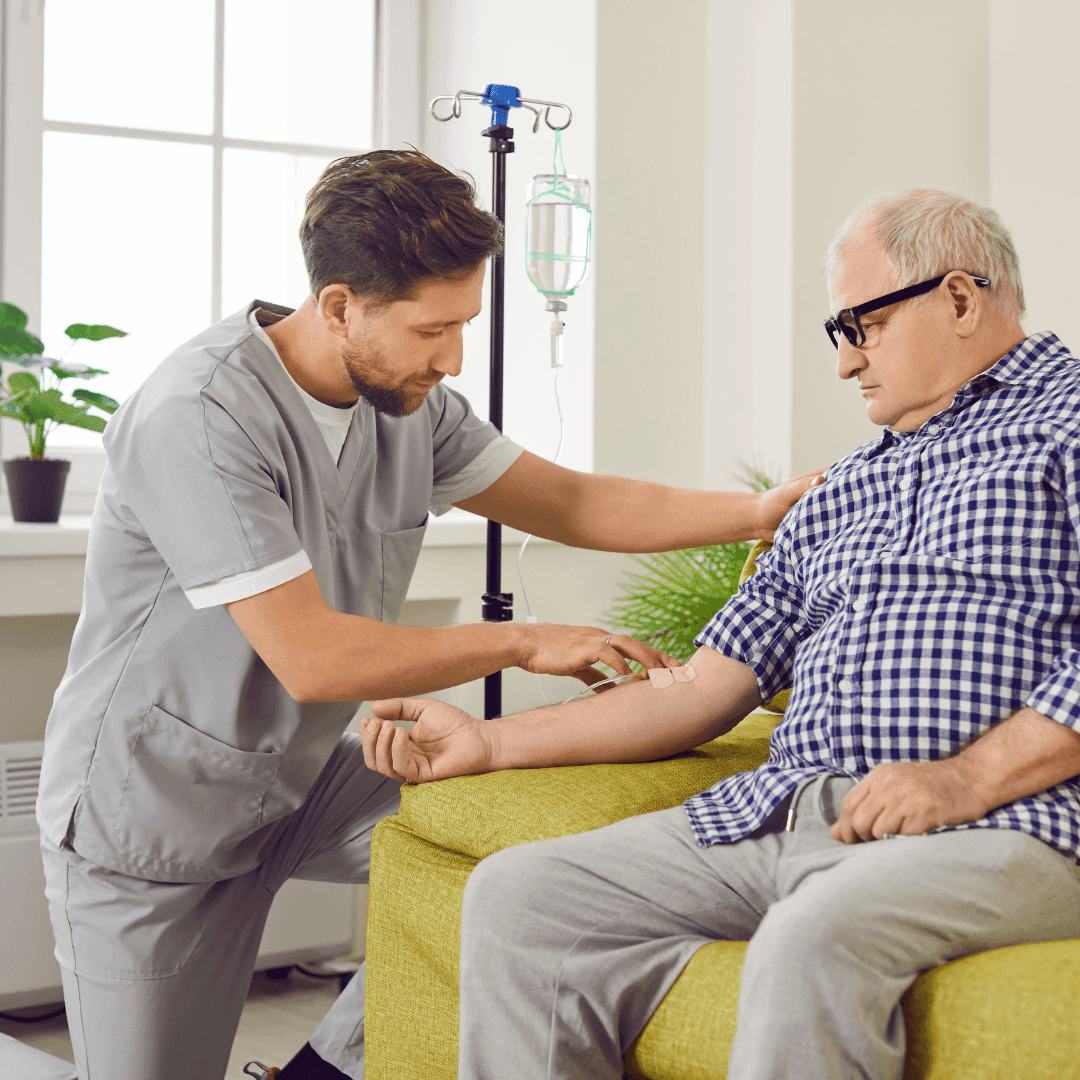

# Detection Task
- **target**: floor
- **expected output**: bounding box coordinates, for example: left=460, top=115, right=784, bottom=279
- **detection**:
left=0, top=967, right=345, bottom=1077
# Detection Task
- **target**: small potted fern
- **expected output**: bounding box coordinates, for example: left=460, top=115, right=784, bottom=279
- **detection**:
left=0, top=301, right=124, bottom=522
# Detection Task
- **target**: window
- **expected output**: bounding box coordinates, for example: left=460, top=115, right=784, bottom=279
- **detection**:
left=40, top=0, right=374, bottom=440
left=1, top=0, right=411, bottom=509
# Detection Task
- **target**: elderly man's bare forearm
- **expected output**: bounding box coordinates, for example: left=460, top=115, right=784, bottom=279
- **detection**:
left=486, top=648, right=762, bottom=770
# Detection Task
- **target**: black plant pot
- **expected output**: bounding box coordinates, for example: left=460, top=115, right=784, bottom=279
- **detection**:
left=3, top=458, right=71, bottom=523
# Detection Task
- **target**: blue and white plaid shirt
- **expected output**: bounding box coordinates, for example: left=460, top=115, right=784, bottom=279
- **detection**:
left=691, top=332, right=1080, bottom=861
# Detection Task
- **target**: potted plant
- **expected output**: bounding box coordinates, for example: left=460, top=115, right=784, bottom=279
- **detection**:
left=0, top=301, right=124, bottom=522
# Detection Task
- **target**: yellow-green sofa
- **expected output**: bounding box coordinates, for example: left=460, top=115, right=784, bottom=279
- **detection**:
left=365, top=545, right=1080, bottom=1079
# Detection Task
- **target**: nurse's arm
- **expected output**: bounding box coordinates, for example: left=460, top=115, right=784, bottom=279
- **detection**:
left=225, top=569, right=678, bottom=704
left=456, top=451, right=824, bottom=549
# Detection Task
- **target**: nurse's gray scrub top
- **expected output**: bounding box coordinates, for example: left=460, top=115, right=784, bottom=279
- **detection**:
left=38, top=302, right=522, bottom=883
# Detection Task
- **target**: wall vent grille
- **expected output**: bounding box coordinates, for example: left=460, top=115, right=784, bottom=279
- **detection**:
left=0, top=741, right=44, bottom=838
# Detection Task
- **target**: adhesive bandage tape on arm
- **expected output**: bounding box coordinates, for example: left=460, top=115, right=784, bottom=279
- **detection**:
left=647, top=664, right=697, bottom=688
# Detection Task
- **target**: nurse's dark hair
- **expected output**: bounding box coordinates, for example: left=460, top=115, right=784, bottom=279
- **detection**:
left=300, top=150, right=503, bottom=305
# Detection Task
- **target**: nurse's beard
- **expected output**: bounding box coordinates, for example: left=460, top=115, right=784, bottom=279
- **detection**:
left=341, top=338, right=425, bottom=418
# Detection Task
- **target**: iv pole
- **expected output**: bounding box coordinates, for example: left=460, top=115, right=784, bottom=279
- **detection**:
left=430, top=84, right=572, bottom=720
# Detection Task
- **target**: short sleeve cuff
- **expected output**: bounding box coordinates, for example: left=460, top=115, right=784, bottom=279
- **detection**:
left=694, top=592, right=802, bottom=703
left=183, top=549, right=312, bottom=609
left=430, top=436, right=525, bottom=516
left=1025, top=649, right=1080, bottom=732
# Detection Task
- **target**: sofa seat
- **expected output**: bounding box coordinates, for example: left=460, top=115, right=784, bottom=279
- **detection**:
left=365, top=709, right=1080, bottom=1080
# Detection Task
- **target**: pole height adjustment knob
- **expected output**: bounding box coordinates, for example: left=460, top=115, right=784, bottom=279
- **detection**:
left=482, top=592, right=514, bottom=622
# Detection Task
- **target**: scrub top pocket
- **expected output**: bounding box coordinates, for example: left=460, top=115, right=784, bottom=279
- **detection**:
left=113, top=705, right=284, bottom=871
left=381, top=521, right=428, bottom=623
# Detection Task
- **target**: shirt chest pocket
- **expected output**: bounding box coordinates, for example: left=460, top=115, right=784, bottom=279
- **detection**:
left=381, top=521, right=428, bottom=623
left=916, top=460, right=1052, bottom=562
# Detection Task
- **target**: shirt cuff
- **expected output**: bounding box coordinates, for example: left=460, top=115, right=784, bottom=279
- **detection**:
left=183, top=549, right=312, bottom=609
left=1025, top=649, right=1080, bottom=733
left=429, top=436, right=525, bottom=516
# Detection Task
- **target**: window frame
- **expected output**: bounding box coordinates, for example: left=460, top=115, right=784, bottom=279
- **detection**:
left=0, top=0, right=421, bottom=512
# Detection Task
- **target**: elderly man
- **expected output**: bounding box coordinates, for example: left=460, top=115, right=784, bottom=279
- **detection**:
left=360, top=189, right=1080, bottom=1080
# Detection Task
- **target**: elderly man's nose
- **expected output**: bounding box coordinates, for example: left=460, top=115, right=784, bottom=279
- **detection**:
left=836, top=339, right=864, bottom=380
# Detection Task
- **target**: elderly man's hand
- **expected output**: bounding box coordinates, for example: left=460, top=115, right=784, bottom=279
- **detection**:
left=360, top=698, right=494, bottom=784
left=830, top=758, right=990, bottom=844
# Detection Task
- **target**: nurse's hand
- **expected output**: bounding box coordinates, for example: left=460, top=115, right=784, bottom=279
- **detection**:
left=519, top=624, right=680, bottom=685
left=755, top=470, right=828, bottom=540
left=360, top=698, right=491, bottom=783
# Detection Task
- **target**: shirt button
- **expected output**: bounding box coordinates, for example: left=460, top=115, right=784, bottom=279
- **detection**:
left=927, top=423, right=941, bottom=435
left=838, top=678, right=854, bottom=692
left=898, top=478, right=911, bottom=490
left=851, top=599, right=867, bottom=612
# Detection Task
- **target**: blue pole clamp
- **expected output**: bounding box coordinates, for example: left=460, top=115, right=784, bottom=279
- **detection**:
left=482, top=84, right=521, bottom=127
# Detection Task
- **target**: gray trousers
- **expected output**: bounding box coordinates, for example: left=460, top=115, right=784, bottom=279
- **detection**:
left=40, top=733, right=401, bottom=1080
left=458, top=775, right=1080, bottom=1080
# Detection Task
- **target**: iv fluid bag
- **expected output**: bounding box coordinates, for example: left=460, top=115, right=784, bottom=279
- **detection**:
left=525, top=174, right=591, bottom=297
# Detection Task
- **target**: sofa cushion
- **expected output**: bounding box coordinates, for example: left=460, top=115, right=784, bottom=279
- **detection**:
left=396, top=710, right=780, bottom=861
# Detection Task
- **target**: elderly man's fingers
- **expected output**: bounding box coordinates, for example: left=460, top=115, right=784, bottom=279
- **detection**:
left=374, top=720, right=406, bottom=781
left=831, top=780, right=872, bottom=844
left=372, top=697, right=422, bottom=724
left=389, top=725, right=420, bottom=784
left=359, top=717, right=380, bottom=772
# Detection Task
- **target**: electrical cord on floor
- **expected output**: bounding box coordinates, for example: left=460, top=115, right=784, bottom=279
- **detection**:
left=0, top=1004, right=66, bottom=1023
left=517, top=366, right=566, bottom=705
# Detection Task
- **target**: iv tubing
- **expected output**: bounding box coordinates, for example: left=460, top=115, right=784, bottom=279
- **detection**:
left=517, top=364, right=565, bottom=703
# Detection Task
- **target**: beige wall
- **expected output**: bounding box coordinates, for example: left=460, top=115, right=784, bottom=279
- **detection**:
left=595, top=0, right=1001, bottom=480
left=0, top=615, right=78, bottom=741
left=593, top=0, right=706, bottom=487
left=790, top=0, right=991, bottom=473
left=990, top=0, right=1080, bottom=351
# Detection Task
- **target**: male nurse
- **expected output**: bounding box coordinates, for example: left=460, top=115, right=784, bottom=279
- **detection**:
left=37, top=151, right=817, bottom=1080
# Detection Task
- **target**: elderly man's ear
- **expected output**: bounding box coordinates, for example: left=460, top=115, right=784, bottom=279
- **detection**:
left=944, top=272, right=982, bottom=338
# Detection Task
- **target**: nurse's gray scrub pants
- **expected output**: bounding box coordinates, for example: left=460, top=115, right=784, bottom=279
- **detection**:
left=40, top=733, right=397, bottom=1080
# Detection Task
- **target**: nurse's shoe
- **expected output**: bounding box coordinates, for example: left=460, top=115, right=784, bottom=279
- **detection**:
left=243, top=1063, right=280, bottom=1079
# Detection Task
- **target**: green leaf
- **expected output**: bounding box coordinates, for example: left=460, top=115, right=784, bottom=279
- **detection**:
left=64, top=323, right=127, bottom=341
left=72, top=388, right=119, bottom=413
left=7, top=371, right=40, bottom=393
left=0, top=326, right=45, bottom=356
left=50, top=361, right=108, bottom=380
left=56, top=412, right=108, bottom=433
left=0, top=302, right=28, bottom=330
left=21, top=388, right=64, bottom=423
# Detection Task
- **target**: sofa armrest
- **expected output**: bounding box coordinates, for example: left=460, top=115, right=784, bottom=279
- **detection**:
left=395, top=709, right=780, bottom=861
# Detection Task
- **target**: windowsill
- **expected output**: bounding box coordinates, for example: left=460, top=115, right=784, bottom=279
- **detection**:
left=0, top=515, right=94, bottom=557
left=0, top=508, right=551, bottom=558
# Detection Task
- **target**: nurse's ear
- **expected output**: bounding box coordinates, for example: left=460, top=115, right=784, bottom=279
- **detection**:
left=317, top=284, right=354, bottom=341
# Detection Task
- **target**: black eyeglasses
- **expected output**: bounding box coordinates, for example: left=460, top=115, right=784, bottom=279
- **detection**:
left=823, top=272, right=991, bottom=350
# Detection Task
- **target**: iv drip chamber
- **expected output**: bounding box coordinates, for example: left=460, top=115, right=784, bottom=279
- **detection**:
left=525, top=174, right=591, bottom=298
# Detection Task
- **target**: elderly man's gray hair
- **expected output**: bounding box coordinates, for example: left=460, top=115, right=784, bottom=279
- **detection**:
left=825, top=189, right=1025, bottom=321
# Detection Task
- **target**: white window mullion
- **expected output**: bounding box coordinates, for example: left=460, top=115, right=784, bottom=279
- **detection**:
left=211, top=0, right=226, bottom=323
left=0, top=0, right=45, bottom=468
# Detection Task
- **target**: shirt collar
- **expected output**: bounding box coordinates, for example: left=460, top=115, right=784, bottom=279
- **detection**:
left=860, top=332, right=1074, bottom=460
